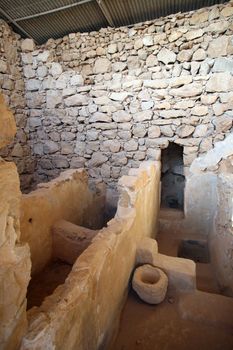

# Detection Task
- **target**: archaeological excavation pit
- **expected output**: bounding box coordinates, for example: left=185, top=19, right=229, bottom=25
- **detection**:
left=1, top=1, right=233, bottom=349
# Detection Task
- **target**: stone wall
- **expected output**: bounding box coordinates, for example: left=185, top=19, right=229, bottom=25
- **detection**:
left=19, top=2, right=233, bottom=192
left=0, top=21, right=35, bottom=191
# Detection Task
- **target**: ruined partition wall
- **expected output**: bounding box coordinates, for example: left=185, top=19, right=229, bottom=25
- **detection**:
left=0, top=21, right=35, bottom=191
left=21, top=161, right=161, bottom=350
left=20, top=169, right=106, bottom=275
left=20, top=2, right=233, bottom=193
left=0, top=96, right=31, bottom=350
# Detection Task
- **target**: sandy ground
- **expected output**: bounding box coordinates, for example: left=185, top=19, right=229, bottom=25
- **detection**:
left=109, top=288, right=233, bottom=350
left=27, top=260, right=72, bottom=309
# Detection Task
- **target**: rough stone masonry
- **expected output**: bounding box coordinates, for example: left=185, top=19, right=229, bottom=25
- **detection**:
left=0, top=2, right=233, bottom=192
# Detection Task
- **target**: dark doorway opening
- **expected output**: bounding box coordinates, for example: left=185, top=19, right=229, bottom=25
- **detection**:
left=161, top=143, right=185, bottom=210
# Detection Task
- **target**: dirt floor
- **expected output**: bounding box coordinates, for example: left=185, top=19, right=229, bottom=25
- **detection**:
left=110, top=208, right=233, bottom=350
left=27, top=260, right=72, bottom=310
left=109, top=288, right=233, bottom=350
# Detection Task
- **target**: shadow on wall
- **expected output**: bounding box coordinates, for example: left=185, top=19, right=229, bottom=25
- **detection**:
left=161, top=143, right=185, bottom=210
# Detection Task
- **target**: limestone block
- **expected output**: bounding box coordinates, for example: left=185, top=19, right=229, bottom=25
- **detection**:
left=207, top=36, right=228, bottom=58
left=136, top=237, right=158, bottom=265
left=0, top=94, right=16, bottom=149
left=133, top=110, right=153, bottom=122
left=177, top=49, right=193, bottom=62
left=193, top=48, right=206, bottom=61
left=148, top=126, right=161, bottom=138
left=169, top=76, right=192, bottom=88
left=89, top=152, right=108, bottom=167
left=113, top=110, right=131, bottom=122
left=109, top=92, right=129, bottom=102
left=153, top=254, right=196, bottom=291
left=70, top=74, right=84, bottom=86
left=185, top=29, right=203, bottom=41
left=157, top=48, right=176, bottom=64
left=212, top=58, right=233, bottom=72
left=190, top=133, right=233, bottom=172
left=21, top=38, right=35, bottom=52
left=64, top=94, right=88, bottom=106
left=170, top=83, right=202, bottom=97
left=206, top=73, right=233, bottom=92
left=176, top=125, right=195, bottom=138
left=201, top=94, right=218, bottom=105
left=193, top=124, right=208, bottom=138
left=94, top=58, right=111, bottom=74
left=142, top=35, right=154, bottom=46
left=89, top=112, right=111, bottom=123
left=192, top=106, right=208, bottom=116
left=190, top=11, right=209, bottom=24
left=144, top=79, right=168, bottom=89
left=43, top=140, right=59, bottom=154
left=50, top=62, right=62, bottom=77
left=0, top=60, right=7, bottom=73
left=132, top=265, right=168, bottom=304
left=221, top=6, right=233, bottom=17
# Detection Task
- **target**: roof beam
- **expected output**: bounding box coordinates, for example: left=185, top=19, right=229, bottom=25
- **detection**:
left=14, top=0, right=93, bottom=22
left=95, top=0, right=114, bottom=27
left=0, top=6, right=37, bottom=42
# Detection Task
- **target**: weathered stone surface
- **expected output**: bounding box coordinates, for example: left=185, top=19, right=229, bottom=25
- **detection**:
left=169, top=76, right=192, bottom=88
left=185, top=29, right=203, bottom=41
left=206, top=73, right=233, bottom=92
left=110, top=92, right=129, bottom=101
left=64, top=94, right=88, bottom=106
left=192, top=106, right=208, bottom=116
left=212, top=58, right=233, bottom=72
left=93, top=58, right=111, bottom=74
left=207, top=36, right=228, bottom=58
left=144, top=79, right=168, bottom=89
left=21, top=38, right=35, bottom=52
left=201, top=94, right=218, bottom=105
left=221, top=6, right=233, bottom=17
left=113, top=110, right=131, bottom=122
left=177, top=49, right=193, bottom=62
left=148, top=126, right=161, bottom=138
left=170, top=84, right=202, bottom=97
left=133, top=110, right=153, bottom=122
left=0, top=95, right=17, bottom=149
left=176, top=125, right=195, bottom=138
left=157, top=48, right=176, bottom=65
left=89, top=152, right=108, bottom=166
left=193, top=49, right=206, bottom=61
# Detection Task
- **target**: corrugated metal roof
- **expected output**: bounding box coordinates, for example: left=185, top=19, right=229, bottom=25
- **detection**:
left=0, top=0, right=229, bottom=44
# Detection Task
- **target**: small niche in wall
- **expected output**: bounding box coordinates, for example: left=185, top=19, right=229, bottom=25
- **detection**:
left=161, top=143, right=185, bottom=210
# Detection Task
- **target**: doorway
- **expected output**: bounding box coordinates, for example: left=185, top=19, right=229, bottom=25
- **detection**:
left=161, top=143, right=185, bottom=210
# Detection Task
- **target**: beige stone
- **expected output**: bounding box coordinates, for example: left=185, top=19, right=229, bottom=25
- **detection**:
left=0, top=94, right=16, bottom=149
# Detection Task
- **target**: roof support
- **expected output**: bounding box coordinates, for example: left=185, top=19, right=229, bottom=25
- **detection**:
left=0, top=6, right=36, bottom=42
left=95, top=0, right=115, bottom=27
left=14, top=0, right=93, bottom=22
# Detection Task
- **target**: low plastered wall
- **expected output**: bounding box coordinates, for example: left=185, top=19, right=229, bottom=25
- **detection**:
left=20, top=169, right=106, bottom=275
left=20, top=160, right=161, bottom=350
